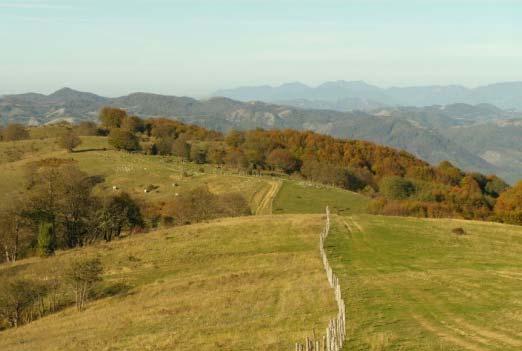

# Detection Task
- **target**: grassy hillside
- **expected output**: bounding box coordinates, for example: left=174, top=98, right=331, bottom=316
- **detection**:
left=0, top=215, right=337, bottom=350
left=273, top=180, right=369, bottom=215
left=327, top=214, right=522, bottom=350
left=0, top=137, right=272, bottom=213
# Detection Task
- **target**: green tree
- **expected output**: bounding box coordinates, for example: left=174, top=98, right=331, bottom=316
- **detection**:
left=108, top=129, right=140, bottom=151
left=379, top=176, right=415, bottom=200
left=37, top=222, right=56, bottom=257
left=95, top=193, right=143, bottom=242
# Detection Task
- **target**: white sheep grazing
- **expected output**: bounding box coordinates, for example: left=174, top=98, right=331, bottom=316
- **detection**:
left=112, top=186, right=118, bottom=191
left=144, top=189, right=148, bottom=193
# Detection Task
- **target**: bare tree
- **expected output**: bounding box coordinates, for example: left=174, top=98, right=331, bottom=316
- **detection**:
left=65, top=257, right=103, bottom=311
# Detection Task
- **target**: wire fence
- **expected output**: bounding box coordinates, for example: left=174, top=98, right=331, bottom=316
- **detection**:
left=294, top=207, right=346, bottom=351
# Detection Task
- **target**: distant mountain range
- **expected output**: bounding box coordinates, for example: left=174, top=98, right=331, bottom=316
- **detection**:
left=215, top=81, right=522, bottom=111
left=1, top=87, right=522, bottom=184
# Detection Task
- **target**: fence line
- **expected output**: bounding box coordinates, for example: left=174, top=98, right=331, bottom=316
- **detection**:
left=294, top=207, right=346, bottom=351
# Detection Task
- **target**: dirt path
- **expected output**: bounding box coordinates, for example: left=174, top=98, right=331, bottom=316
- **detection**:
left=255, top=180, right=282, bottom=215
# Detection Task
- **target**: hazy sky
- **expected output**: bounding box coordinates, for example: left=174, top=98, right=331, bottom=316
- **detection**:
left=1, top=0, right=521, bottom=97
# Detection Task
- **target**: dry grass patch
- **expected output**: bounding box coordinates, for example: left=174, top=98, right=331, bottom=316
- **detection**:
left=0, top=215, right=337, bottom=350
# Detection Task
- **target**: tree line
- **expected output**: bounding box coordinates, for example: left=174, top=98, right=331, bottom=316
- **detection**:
left=102, top=108, right=512, bottom=223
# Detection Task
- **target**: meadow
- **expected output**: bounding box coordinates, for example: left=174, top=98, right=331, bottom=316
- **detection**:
left=327, top=214, right=522, bottom=350
left=2, top=135, right=522, bottom=350
left=0, top=215, right=337, bottom=350
left=273, top=180, right=369, bottom=215
left=0, top=136, right=273, bottom=213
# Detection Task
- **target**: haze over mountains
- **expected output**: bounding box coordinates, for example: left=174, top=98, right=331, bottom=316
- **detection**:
left=215, top=81, right=522, bottom=112
left=1, top=87, right=522, bottom=184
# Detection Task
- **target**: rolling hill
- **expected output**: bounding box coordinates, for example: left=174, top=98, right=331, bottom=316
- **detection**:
left=2, top=88, right=522, bottom=183
left=1, top=132, right=522, bottom=350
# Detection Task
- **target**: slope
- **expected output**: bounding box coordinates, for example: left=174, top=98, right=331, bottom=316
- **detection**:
left=327, top=214, right=522, bottom=350
left=0, top=215, right=337, bottom=350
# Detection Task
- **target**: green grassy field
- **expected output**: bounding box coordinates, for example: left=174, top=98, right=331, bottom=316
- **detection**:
left=273, top=180, right=369, bottom=215
left=327, top=214, right=522, bottom=350
left=0, top=137, right=272, bottom=213
left=0, top=215, right=336, bottom=350
left=3, top=136, right=522, bottom=350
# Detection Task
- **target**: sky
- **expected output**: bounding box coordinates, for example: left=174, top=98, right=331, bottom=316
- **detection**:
left=0, top=0, right=521, bottom=97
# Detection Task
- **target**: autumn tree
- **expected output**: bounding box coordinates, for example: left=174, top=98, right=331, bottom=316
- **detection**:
left=99, top=107, right=127, bottom=130
left=58, top=130, right=82, bottom=152
left=485, top=175, right=510, bottom=197
left=75, top=121, right=98, bottom=136
left=495, top=181, right=522, bottom=224
left=266, top=148, right=300, bottom=174
left=2, top=124, right=29, bottom=141
left=207, top=143, right=226, bottom=165
left=155, top=136, right=174, bottom=155
left=224, top=130, right=245, bottom=147
left=24, top=160, right=97, bottom=248
left=190, top=144, right=208, bottom=164
left=171, top=135, right=191, bottom=159
left=122, top=115, right=145, bottom=133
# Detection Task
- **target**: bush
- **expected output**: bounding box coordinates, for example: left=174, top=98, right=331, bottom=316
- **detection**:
left=2, top=124, right=29, bottom=141
left=379, top=176, right=415, bottom=200
left=163, top=187, right=250, bottom=225
left=452, top=227, right=466, bottom=235
left=58, top=130, right=82, bottom=152
left=108, top=129, right=140, bottom=151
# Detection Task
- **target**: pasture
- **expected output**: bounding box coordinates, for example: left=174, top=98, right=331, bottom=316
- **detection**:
left=0, top=215, right=337, bottom=350
left=327, top=214, right=522, bottom=350
left=273, top=180, right=369, bottom=215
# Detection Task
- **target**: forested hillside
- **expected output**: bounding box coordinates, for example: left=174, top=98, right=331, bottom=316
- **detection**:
left=3, top=88, right=522, bottom=183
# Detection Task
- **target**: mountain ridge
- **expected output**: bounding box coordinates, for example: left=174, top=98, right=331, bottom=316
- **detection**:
left=1, top=87, right=522, bottom=183
left=215, top=80, right=522, bottom=111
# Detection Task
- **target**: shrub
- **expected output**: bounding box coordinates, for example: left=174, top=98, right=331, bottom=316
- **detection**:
left=2, top=124, right=29, bottom=141
left=58, top=130, right=82, bottom=152
left=163, top=187, right=250, bottom=225
left=452, top=227, right=466, bottom=235
left=379, top=176, right=415, bottom=200
left=108, top=129, right=140, bottom=151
